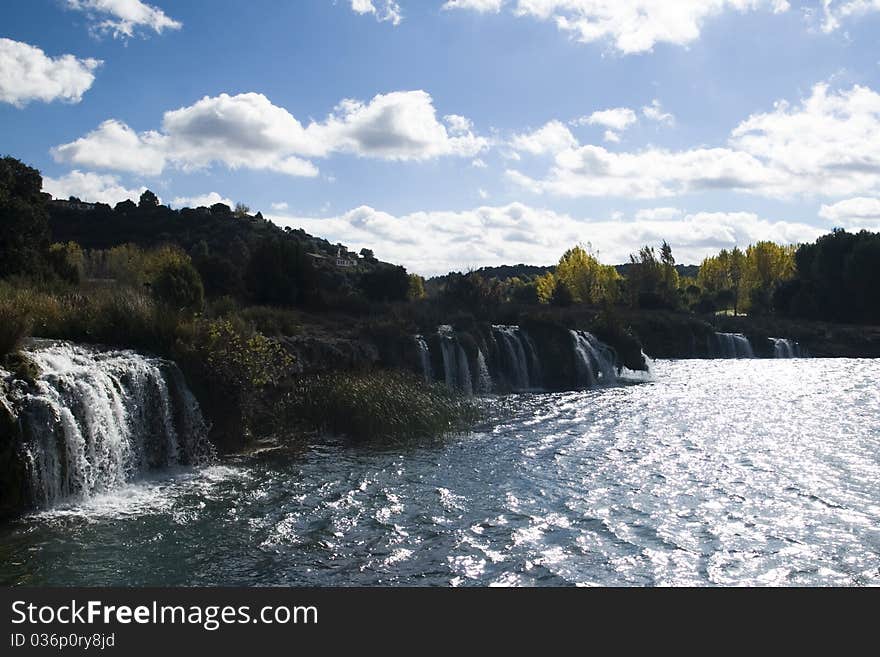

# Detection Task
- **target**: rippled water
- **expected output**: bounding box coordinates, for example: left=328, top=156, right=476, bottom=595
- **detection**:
left=2, top=359, right=878, bottom=586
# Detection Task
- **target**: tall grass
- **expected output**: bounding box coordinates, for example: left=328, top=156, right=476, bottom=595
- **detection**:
left=286, top=370, right=481, bottom=442
left=0, top=281, right=179, bottom=354
left=0, top=304, right=31, bottom=359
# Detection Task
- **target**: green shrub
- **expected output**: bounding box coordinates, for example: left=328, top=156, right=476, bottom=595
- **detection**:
left=173, top=318, right=295, bottom=450
left=286, top=370, right=481, bottom=442
left=152, top=259, right=205, bottom=312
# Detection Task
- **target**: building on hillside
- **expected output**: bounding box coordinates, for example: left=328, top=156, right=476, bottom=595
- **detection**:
left=50, top=198, right=97, bottom=212
left=334, top=247, right=357, bottom=268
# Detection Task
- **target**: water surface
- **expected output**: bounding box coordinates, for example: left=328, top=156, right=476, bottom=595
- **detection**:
left=2, top=359, right=878, bottom=586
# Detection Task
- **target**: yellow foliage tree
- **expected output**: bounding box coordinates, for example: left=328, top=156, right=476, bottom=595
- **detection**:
left=535, top=272, right=556, bottom=304
left=554, top=245, right=621, bottom=304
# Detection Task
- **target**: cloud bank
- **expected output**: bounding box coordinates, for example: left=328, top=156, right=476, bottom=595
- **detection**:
left=270, top=202, right=823, bottom=275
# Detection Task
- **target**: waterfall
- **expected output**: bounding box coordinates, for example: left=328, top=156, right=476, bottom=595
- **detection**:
left=492, top=325, right=540, bottom=391
left=618, top=351, right=656, bottom=383
left=570, top=330, right=618, bottom=388
left=425, top=325, right=629, bottom=394
left=770, top=337, right=802, bottom=358
left=475, top=349, right=493, bottom=394
left=437, top=326, right=473, bottom=395
left=414, top=335, right=433, bottom=383
left=711, top=332, right=754, bottom=358
left=521, top=331, right=543, bottom=389
left=11, top=342, right=212, bottom=509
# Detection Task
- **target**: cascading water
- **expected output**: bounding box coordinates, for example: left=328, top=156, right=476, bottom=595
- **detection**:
left=492, top=326, right=538, bottom=391
left=437, top=326, right=473, bottom=396
left=421, top=326, right=626, bottom=394
left=9, top=342, right=212, bottom=509
left=770, top=338, right=802, bottom=358
left=414, top=335, right=433, bottom=383
left=521, top=331, right=543, bottom=387
left=570, top=330, right=618, bottom=388
left=711, top=332, right=754, bottom=359
left=475, top=349, right=493, bottom=394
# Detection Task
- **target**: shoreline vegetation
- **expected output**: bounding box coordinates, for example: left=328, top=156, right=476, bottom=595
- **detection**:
left=2, top=154, right=880, bottom=515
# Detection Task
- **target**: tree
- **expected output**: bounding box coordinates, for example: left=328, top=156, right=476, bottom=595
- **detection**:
left=246, top=237, right=312, bottom=306
left=48, top=241, right=84, bottom=284
left=360, top=248, right=376, bottom=262
left=0, top=157, right=50, bottom=278
left=407, top=273, right=427, bottom=301
left=233, top=203, right=250, bottom=218
left=777, top=229, right=880, bottom=323
left=550, top=279, right=574, bottom=307
left=729, top=247, right=745, bottom=315
left=535, top=272, right=556, bottom=304
left=114, top=199, right=137, bottom=213
left=360, top=265, right=411, bottom=303
left=139, top=190, right=160, bottom=209
left=508, top=277, right=539, bottom=304
left=152, top=258, right=205, bottom=312
left=554, top=245, right=620, bottom=305
left=659, top=240, right=680, bottom=301
left=440, top=271, right=502, bottom=314
left=741, top=241, right=796, bottom=314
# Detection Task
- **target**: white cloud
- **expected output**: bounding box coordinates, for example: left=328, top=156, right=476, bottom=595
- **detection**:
left=42, top=170, right=145, bottom=205
left=478, top=188, right=490, bottom=199
left=642, top=99, right=675, bottom=125
left=52, top=119, right=168, bottom=176
left=511, top=0, right=790, bottom=54
left=269, top=202, right=822, bottom=275
left=818, top=196, right=880, bottom=228
left=603, top=130, right=621, bottom=143
left=171, top=192, right=234, bottom=209
left=271, top=201, right=290, bottom=212
left=579, top=107, right=638, bottom=131
left=509, top=83, right=880, bottom=200
left=65, top=0, right=182, bottom=38
left=820, top=0, right=880, bottom=33
left=443, top=0, right=505, bottom=12
left=573, top=107, right=638, bottom=142
left=729, top=82, right=880, bottom=197
left=510, top=120, right=578, bottom=155
left=507, top=145, right=779, bottom=198
left=159, top=93, right=320, bottom=176
left=472, top=158, right=488, bottom=168
left=0, top=38, right=101, bottom=107
left=52, top=90, right=485, bottom=177
left=312, top=91, right=487, bottom=160
left=634, top=207, right=684, bottom=221
left=350, top=0, right=402, bottom=25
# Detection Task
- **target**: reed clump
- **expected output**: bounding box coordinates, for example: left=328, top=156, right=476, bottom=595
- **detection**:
left=286, top=370, right=481, bottom=442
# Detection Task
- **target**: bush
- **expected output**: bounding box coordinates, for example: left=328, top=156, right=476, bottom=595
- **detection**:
left=173, top=318, right=294, bottom=450
left=152, top=258, right=205, bottom=312
left=0, top=303, right=31, bottom=358
left=286, top=370, right=481, bottom=442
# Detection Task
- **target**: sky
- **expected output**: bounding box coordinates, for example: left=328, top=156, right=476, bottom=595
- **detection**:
left=2, top=1, right=880, bottom=275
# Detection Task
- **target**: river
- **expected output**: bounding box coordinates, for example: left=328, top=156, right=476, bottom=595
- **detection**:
left=1, top=359, right=878, bottom=586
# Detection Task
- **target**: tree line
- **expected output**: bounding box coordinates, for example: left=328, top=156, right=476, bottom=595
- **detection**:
left=3, top=155, right=880, bottom=327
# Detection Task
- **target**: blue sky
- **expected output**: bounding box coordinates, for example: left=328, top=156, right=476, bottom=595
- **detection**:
left=3, top=0, right=880, bottom=274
